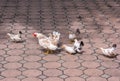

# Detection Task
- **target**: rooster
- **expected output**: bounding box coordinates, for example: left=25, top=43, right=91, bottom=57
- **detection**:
left=7, top=31, right=22, bottom=42
left=100, top=44, right=117, bottom=58
left=33, top=32, right=59, bottom=54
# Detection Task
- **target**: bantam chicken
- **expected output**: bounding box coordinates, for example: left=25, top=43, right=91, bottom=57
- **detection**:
left=74, top=39, right=84, bottom=53
left=33, top=32, right=59, bottom=54
left=62, top=44, right=77, bottom=54
left=7, top=31, right=23, bottom=42
left=48, top=31, right=61, bottom=46
left=100, top=44, right=117, bottom=58
left=69, top=28, right=80, bottom=42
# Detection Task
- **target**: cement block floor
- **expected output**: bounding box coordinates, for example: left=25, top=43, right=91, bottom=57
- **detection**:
left=0, top=0, right=120, bottom=81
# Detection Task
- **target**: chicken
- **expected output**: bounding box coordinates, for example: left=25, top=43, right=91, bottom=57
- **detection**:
left=33, top=32, right=47, bottom=39
left=69, top=28, right=80, bottom=42
left=48, top=31, right=61, bottom=46
left=7, top=31, right=22, bottom=42
left=62, top=44, right=77, bottom=54
left=100, top=44, right=117, bottom=58
left=33, top=32, right=59, bottom=54
left=74, top=39, right=84, bottom=53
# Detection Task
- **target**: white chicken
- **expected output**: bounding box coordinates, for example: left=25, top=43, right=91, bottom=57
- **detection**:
left=62, top=44, right=77, bottom=54
left=100, top=44, right=117, bottom=58
left=48, top=31, right=61, bottom=45
left=7, top=31, right=23, bottom=42
left=74, top=39, right=84, bottom=53
left=33, top=32, right=59, bottom=54
left=69, top=28, right=80, bottom=42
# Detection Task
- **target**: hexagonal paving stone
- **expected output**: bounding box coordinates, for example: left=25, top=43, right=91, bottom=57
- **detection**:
left=8, top=43, right=24, bottom=49
left=43, top=62, right=61, bottom=68
left=22, top=78, right=42, bottom=81
left=80, top=55, right=97, bottom=61
left=44, top=69, right=62, bottom=77
left=1, top=70, right=21, bottom=77
left=101, top=61, right=119, bottom=68
left=84, top=69, right=103, bottom=76
left=24, top=55, right=41, bottom=62
left=108, top=77, right=120, bottom=81
left=7, top=49, right=24, bottom=55
left=4, top=62, right=22, bottom=69
left=25, top=49, right=41, bottom=55
left=65, top=77, right=85, bottom=81
left=44, top=77, right=63, bottom=81
left=23, top=70, right=42, bottom=77
left=82, top=61, right=100, bottom=68
left=0, top=50, right=6, bottom=55
left=43, top=55, right=60, bottom=61
left=23, top=62, right=42, bottom=69
left=61, top=54, right=78, bottom=61
left=0, top=44, right=7, bottom=49
left=63, top=62, right=80, bottom=68
left=87, top=77, right=107, bottom=81
left=64, top=69, right=83, bottom=76
left=105, top=69, right=120, bottom=76
left=0, top=78, right=20, bottom=81
left=5, top=56, right=22, bottom=62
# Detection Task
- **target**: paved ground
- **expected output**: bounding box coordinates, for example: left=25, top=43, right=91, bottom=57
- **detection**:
left=0, top=0, right=120, bottom=81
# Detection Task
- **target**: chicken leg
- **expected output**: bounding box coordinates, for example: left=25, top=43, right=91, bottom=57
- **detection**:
left=44, top=49, right=50, bottom=54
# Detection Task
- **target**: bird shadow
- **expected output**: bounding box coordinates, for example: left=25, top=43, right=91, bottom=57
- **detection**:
left=102, top=53, right=119, bottom=58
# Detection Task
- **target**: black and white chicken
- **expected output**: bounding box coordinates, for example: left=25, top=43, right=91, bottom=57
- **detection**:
left=100, top=44, right=117, bottom=58
left=7, top=31, right=22, bottom=42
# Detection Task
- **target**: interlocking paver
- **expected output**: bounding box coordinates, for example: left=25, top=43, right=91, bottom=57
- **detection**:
left=23, top=70, right=41, bottom=77
left=108, top=77, right=120, bottom=81
left=22, top=78, right=42, bottom=81
left=43, top=62, right=61, bottom=68
left=23, top=62, right=41, bottom=69
left=82, top=61, right=100, bottom=68
left=87, top=77, right=107, bottom=81
left=44, top=69, right=62, bottom=77
left=44, top=77, right=63, bottom=81
left=84, top=69, right=103, bottom=76
left=65, top=77, right=85, bottom=81
left=1, top=70, right=21, bottom=77
left=4, top=62, right=22, bottom=69
left=0, top=0, right=120, bottom=81
left=5, top=56, right=22, bottom=62
left=0, top=78, right=20, bottom=81
left=64, top=69, right=83, bottom=76
left=24, top=55, right=41, bottom=62
left=63, top=62, right=80, bottom=68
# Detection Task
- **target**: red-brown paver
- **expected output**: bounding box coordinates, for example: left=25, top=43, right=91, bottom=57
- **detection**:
left=0, top=0, right=120, bottom=81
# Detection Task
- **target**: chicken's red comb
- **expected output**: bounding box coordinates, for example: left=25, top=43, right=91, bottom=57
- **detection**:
left=33, top=33, right=37, bottom=37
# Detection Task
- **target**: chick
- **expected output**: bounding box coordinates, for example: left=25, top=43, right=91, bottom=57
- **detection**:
left=62, top=44, right=77, bottom=54
left=100, top=44, right=117, bottom=58
left=74, top=39, right=84, bottom=53
left=48, top=31, right=61, bottom=46
left=7, top=31, right=23, bottom=42
left=69, top=28, right=81, bottom=42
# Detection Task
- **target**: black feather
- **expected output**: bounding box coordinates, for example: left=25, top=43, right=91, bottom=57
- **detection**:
left=112, top=44, right=117, bottom=48
left=80, top=41, right=84, bottom=46
left=76, top=28, right=80, bottom=34
left=19, top=31, right=22, bottom=34
left=107, top=4, right=112, bottom=8
left=77, top=15, right=82, bottom=19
